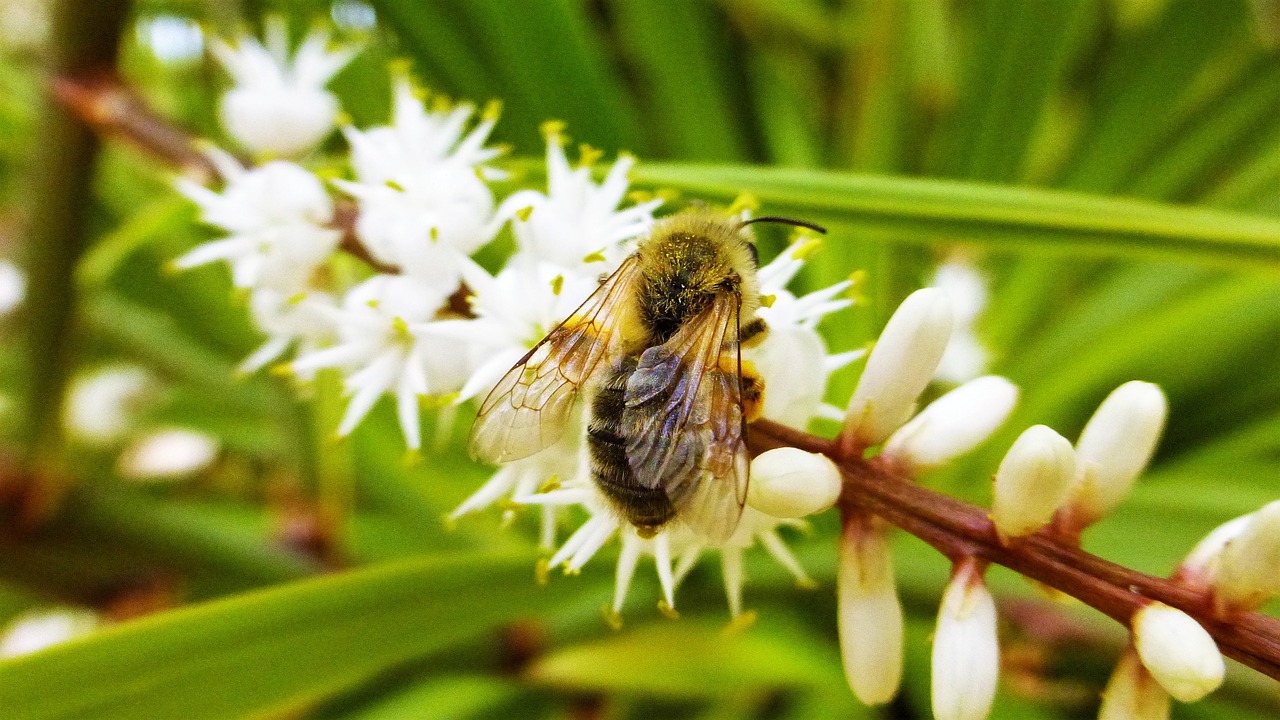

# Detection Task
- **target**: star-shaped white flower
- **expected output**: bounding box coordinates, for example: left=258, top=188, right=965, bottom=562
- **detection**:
left=213, top=18, right=357, bottom=157
left=290, top=274, right=471, bottom=449
left=335, top=79, right=504, bottom=292
left=174, top=150, right=341, bottom=293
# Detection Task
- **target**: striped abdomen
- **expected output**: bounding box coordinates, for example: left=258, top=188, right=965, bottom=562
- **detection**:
left=587, top=357, right=673, bottom=537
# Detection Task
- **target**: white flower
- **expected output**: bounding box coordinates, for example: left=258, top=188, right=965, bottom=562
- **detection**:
left=291, top=274, right=468, bottom=449
left=1099, top=648, right=1171, bottom=720
left=175, top=153, right=341, bottom=293
left=749, top=240, right=859, bottom=426
left=497, top=125, right=660, bottom=272
left=63, top=364, right=157, bottom=445
left=838, top=516, right=904, bottom=705
left=117, top=428, right=220, bottom=481
left=213, top=18, right=356, bottom=156
left=1131, top=602, right=1224, bottom=702
left=240, top=288, right=337, bottom=375
left=336, top=79, right=503, bottom=291
left=990, top=425, right=1075, bottom=542
left=0, top=259, right=25, bottom=315
left=0, top=608, right=100, bottom=658
left=882, top=375, right=1018, bottom=474
left=843, top=288, right=953, bottom=450
left=1189, top=500, right=1280, bottom=612
left=1065, top=381, right=1167, bottom=529
left=931, top=560, right=999, bottom=720
left=747, top=448, right=841, bottom=519
left=931, top=260, right=990, bottom=383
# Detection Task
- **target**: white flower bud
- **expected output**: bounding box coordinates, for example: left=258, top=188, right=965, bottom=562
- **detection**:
left=1131, top=602, right=1224, bottom=702
left=990, top=425, right=1075, bottom=542
left=1209, top=500, right=1280, bottom=611
left=843, top=289, right=953, bottom=448
left=0, top=608, right=100, bottom=658
left=747, top=448, right=841, bottom=519
left=837, top=520, right=903, bottom=705
left=1179, top=514, right=1252, bottom=583
left=931, top=561, right=999, bottom=720
left=117, top=428, right=220, bottom=481
left=1098, top=649, right=1171, bottom=720
left=882, top=376, right=1018, bottom=473
left=1068, top=382, right=1167, bottom=527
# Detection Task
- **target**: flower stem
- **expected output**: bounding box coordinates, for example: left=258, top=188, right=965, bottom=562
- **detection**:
left=18, top=0, right=131, bottom=515
left=750, top=418, right=1280, bottom=682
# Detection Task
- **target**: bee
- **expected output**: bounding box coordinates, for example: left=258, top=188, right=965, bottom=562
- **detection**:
left=469, top=211, right=825, bottom=541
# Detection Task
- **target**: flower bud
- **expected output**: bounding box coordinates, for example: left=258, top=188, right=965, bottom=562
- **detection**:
left=747, top=448, right=841, bottom=518
left=931, top=560, right=999, bottom=720
left=1098, top=649, right=1171, bottom=720
left=1209, top=500, right=1280, bottom=611
left=883, top=376, right=1018, bottom=474
left=1131, top=602, right=1224, bottom=702
left=1068, top=382, right=1167, bottom=527
left=991, top=425, right=1075, bottom=542
left=843, top=288, right=953, bottom=448
left=837, top=519, right=903, bottom=705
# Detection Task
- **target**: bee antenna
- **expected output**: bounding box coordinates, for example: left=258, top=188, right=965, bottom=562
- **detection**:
left=741, top=216, right=827, bottom=234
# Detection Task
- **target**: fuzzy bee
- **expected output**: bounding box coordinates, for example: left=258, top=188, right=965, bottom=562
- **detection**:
left=469, top=211, right=824, bottom=541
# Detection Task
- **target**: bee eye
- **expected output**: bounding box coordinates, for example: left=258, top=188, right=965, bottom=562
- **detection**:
left=746, top=242, right=759, bottom=267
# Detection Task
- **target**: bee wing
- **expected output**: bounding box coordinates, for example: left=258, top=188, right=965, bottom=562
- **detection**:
left=622, top=291, right=748, bottom=543
left=469, top=258, right=640, bottom=464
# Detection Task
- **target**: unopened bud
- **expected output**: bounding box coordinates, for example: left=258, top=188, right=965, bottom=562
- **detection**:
left=837, top=519, right=903, bottom=705
left=991, top=425, right=1075, bottom=542
left=1209, top=500, right=1280, bottom=611
left=1131, top=602, right=1224, bottom=702
left=931, top=560, right=999, bottom=720
left=1068, top=381, right=1167, bottom=527
left=883, top=376, right=1018, bottom=474
left=843, top=289, right=953, bottom=448
left=747, top=448, right=841, bottom=518
left=1098, top=648, right=1171, bottom=720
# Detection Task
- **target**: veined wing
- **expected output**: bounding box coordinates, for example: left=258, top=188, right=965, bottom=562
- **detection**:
left=622, top=291, right=748, bottom=543
left=469, top=258, right=640, bottom=463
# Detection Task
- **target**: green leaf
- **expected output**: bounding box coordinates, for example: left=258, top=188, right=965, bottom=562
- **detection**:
left=631, top=163, right=1280, bottom=263
left=0, top=551, right=571, bottom=720
left=525, top=620, right=846, bottom=698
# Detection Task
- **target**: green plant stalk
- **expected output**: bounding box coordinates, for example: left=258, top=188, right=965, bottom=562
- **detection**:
left=20, top=0, right=131, bottom=486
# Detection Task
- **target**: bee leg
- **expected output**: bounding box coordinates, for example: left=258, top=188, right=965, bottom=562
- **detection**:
left=740, top=317, right=768, bottom=347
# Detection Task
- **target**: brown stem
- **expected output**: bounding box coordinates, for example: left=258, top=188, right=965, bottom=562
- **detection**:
left=750, top=418, right=1280, bottom=682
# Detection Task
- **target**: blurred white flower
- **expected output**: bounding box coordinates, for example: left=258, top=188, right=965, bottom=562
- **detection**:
left=495, top=126, right=661, bottom=271
left=63, top=365, right=157, bottom=445
left=174, top=153, right=341, bottom=293
left=931, top=560, right=999, bottom=720
left=117, top=428, right=219, bottom=481
left=931, top=260, right=990, bottom=383
left=291, top=274, right=474, bottom=449
left=240, top=288, right=337, bottom=376
left=336, top=78, right=503, bottom=291
left=838, top=516, right=904, bottom=705
left=0, top=608, right=100, bottom=658
left=0, top=259, right=26, bottom=316
left=213, top=18, right=357, bottom=157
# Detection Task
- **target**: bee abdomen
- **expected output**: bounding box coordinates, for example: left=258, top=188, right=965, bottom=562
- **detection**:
left=588, top=361, right=675, bottom=536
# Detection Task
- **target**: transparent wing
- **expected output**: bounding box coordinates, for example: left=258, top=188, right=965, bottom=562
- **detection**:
left=622, top=291, right=748, bottom=543
left=469, top=258, right=640, bottom=463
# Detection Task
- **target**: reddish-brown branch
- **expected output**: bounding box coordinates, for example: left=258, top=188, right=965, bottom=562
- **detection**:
left=751, top=418, right=1280, bottom=681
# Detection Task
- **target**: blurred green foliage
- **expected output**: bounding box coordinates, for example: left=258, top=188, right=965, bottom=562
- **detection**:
left=1, top=0, right=1280, bottom=717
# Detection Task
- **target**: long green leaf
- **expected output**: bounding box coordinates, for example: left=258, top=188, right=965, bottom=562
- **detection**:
left=0, top=552, right=572, bottom=720
left=631, top=163, right=1280, bottom=263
